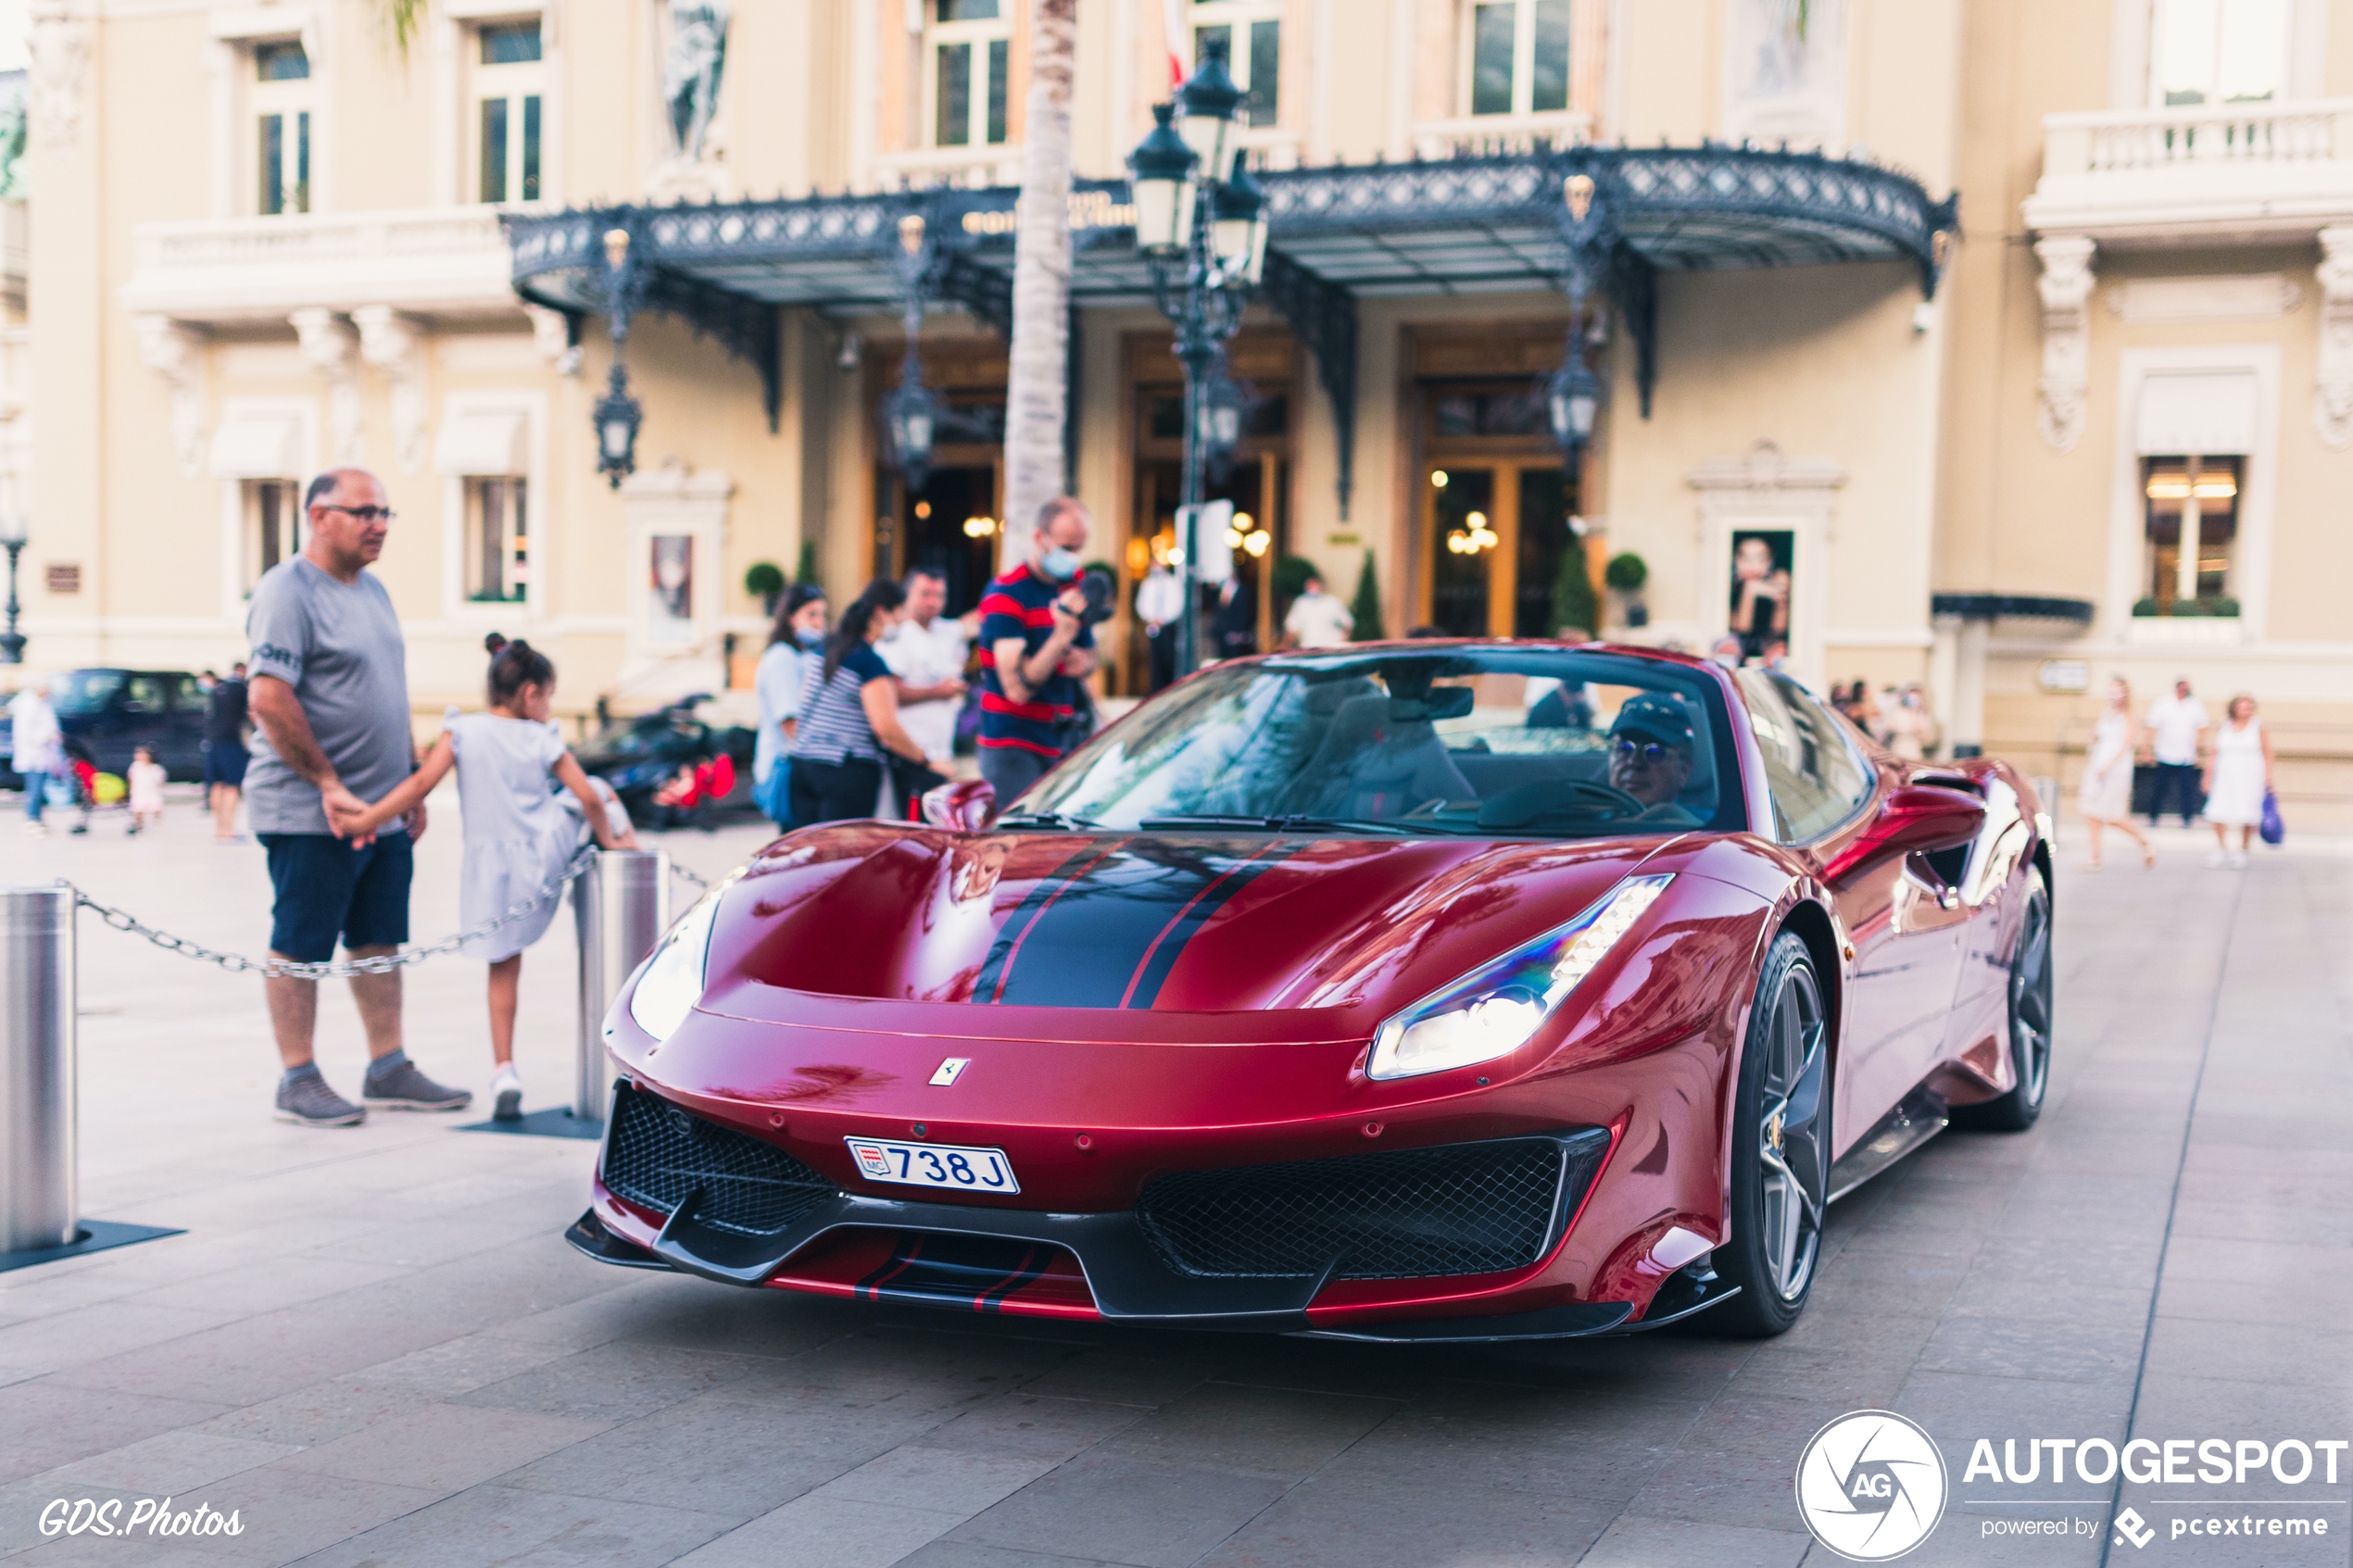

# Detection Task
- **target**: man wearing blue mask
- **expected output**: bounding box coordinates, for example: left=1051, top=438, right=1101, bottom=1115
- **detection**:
left=975, top=496, right=1100, bottom=808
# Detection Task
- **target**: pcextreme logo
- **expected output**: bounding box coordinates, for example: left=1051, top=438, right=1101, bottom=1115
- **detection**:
left=1795, top=1410, right=1951, bottom=1562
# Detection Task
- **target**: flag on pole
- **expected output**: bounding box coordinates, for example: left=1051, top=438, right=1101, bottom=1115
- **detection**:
left=1162, top=0, right=1188, bottom=89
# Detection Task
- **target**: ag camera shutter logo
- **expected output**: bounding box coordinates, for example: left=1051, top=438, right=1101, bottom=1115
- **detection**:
left=1795, top=1410, right=1950, bottom=1562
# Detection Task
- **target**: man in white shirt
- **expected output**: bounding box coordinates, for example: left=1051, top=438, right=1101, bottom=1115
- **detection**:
left=1281, top=573, right=1354, bottom=649
left=878, top=567, right=972, bottom=765
left=1134, top=560, right=1185, bottom=691
left=2142, top=676, right=2210, bottom=827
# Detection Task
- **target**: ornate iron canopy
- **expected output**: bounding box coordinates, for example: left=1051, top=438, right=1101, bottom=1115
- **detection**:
left=505, top=143, right=1957, bottom=511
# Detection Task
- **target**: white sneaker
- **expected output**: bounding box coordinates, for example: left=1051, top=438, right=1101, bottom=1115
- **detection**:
left=2205, top=851, right=2227, bottom=867
left=490, top=1064, right=524, bottom=1123
left=20, top=820, right=47, bottom=835
left=2229, top=851, right=2249, bottom=868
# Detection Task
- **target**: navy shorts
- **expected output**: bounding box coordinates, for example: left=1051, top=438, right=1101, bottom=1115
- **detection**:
left=202, top=742, right=248, bottom=789
left=259, top=832, right=412, bottom=963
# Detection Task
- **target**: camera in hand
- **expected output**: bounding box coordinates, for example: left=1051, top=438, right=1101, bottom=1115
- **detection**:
left=1076, top=568, right=1116, bottom=627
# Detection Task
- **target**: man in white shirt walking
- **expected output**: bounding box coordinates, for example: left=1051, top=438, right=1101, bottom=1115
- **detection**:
left=2142, top=676, right=2210, bottom=827
left=878, top=567, right=972, bottom=766
left=1281, top=572, right=1354, bottom=649
left=1134, top=559, right=1185, bottom=692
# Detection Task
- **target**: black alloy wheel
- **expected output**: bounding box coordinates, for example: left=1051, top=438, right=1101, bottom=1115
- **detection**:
left=1952, top=865, right=2053, bottom=1133
left=1712, top=932, right=1830, bottom=1337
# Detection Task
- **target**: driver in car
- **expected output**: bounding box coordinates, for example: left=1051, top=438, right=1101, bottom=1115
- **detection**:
left=1606, top=695, right=1703, bottom=827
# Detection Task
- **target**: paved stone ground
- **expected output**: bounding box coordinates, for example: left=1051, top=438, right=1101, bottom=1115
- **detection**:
left=0, top=794, right=2347, bottom=1567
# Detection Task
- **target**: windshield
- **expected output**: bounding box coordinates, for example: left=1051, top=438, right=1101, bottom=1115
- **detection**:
left=48, top=671, right=126, bottom=717
left=1020, top=648, right=1744, bottom=838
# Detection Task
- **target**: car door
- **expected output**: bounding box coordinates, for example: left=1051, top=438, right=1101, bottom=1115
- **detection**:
left=1732, top=672, right=1966, bottom=1158
left=1931, top=771, right=2033, bottom=1083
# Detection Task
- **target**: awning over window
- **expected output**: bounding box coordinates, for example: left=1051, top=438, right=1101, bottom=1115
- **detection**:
left=434, top=408, right=527, bottom=475
left=207, top=408, right=304, bottom=478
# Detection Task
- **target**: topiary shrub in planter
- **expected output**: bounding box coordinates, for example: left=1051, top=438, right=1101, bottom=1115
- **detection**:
left=745, top=560, right=786, bottom=615
left=1351, top=551, right=1386, bottom=643
left=1604, top=551, right=1650, bottom=628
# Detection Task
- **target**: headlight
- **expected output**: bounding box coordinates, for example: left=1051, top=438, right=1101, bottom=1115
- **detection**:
left=1365, top=874, right=1673, bottom=1081
left=626, top=884, right=726, bottom=1041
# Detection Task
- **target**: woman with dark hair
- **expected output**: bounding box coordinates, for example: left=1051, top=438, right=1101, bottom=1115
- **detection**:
left=753, top=583, right=827, bottom=827
left=786, top=579, right=933, bottom=825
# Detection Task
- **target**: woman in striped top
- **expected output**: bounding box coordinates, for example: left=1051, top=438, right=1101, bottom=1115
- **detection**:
left=787, top=578, right=933, bottom=825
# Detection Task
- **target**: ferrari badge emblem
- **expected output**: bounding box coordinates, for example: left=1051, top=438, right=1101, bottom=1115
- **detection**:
left=1564, top=173, right=1594, bottom=222
left=929, top=1058, right=971, bottom=1087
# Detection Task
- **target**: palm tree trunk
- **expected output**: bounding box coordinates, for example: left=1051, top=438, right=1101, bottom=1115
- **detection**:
left=1000, top=0, right=1077, bottom=567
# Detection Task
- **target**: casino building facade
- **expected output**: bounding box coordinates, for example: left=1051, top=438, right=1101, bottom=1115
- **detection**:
left=18, top=0, right=2353, bottom=812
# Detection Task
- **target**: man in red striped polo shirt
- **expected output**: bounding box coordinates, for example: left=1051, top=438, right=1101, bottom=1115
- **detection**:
left=976, top=497, right=1100, bottom=807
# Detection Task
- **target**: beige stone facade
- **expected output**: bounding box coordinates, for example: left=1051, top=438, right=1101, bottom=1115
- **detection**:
left=11, top=0, right=2349, bottom=816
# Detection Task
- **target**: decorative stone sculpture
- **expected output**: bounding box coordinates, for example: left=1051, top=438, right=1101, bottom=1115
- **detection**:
left=2315, top=228, right=2353, bottom=449
left=649, top=1, right=733, bottom=200
left=2035, top=236, right=2095, bottom=454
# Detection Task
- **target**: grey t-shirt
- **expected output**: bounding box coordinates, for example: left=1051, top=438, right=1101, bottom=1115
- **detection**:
left=244, top=557, right=414, bottom=835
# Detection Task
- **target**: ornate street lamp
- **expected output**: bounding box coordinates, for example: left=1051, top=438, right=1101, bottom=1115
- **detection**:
left=1128, top=40, right=1269, bottom=678
left=595, top=225, right=646, bottom=488
left=0, top=512, right=25, bottom=665
left=1546, top=332, right=1603, bottom=462
left=881, top=213, right=944, bottom=495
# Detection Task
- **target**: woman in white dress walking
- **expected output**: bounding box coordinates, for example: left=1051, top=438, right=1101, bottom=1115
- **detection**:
left=2201, top=693, right=2273, bottom=868
left=336, top=636, right=635, bottom=1119
left=2077, top=676, right=2155, bottom=870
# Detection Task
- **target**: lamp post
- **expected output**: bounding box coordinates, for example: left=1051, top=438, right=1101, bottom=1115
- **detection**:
left=0, top=512, right=24, bottom=665
left=1546, top=324, right=1603, bottom=479
left=1128, top=41, right=1268, bottom=678
left=880, top=213, right=943, bottom=499
left=594, top=225, right=646, bottom=488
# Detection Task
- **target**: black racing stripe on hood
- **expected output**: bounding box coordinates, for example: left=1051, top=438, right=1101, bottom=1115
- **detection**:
left=983, top=839, right=1299, bottom=1009
left=970, top=841, right=1118, bottom=1004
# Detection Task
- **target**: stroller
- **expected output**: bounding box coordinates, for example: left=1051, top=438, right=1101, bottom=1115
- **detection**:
left=647, top=752, right=736, bottom=832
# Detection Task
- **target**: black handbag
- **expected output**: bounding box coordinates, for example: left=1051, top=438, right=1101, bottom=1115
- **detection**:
left=887, top=754, right=949, bottom=819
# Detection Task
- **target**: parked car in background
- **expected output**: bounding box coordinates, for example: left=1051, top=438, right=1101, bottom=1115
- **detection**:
left=0, top=669, right=210, bottom=787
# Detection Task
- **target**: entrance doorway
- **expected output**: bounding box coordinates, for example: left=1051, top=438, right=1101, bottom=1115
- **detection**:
left=1426, top=462, right=1575, bottom=638
left=899, top=464, right=1001, bottom=617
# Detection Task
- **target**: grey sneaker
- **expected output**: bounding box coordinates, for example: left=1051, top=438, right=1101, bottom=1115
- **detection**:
left=362, top=1060, right=472, bottom=1112
left=276, top=1073, right=366, bottom=1127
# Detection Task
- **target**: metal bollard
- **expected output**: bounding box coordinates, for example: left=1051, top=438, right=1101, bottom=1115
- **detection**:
left=571, top=849, right=670, bottom=1123
left=1, top=886, right=77, bottom=1253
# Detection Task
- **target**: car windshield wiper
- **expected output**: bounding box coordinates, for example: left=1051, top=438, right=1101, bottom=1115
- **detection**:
left=1136, top=813, right=1417, bottom=835
left=991, top=809, right=1100, bottom=831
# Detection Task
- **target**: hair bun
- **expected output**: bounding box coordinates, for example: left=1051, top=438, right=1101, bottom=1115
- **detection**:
left=484, top=633, right=508, bottom=656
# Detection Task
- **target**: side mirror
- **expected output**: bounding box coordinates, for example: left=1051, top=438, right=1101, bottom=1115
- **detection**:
left=1821, top=785, right=1985, bottom=884
left=921, top=777, right=997, bottom=834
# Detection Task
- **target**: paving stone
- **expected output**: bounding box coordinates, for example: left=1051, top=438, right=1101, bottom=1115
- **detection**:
left=669, top=1492, right=967, bottom=1567
left=275, top=1401, right=612, bottom=1493
left=943, top=1451, right=1290, bottom=1568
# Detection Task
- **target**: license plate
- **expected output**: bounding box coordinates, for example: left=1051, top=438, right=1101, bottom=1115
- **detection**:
left=845, top=1137, right=1021, bottom=1195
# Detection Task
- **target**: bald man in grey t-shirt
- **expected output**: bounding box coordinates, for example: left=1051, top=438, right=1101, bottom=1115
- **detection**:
left=245, top=468, right=469, bottom=1127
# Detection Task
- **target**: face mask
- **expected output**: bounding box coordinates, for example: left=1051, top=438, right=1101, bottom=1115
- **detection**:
left=1039, top=546, right=1082, bottom=583
left=795, top=629, right=824, bottom=650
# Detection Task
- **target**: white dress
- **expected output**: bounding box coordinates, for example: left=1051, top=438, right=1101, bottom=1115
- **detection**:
left=2077, top=710, right=2133, bottom=822
left=446, top=709, right=601, bottom=962
left=2205, top=718, right=2267, bottom=827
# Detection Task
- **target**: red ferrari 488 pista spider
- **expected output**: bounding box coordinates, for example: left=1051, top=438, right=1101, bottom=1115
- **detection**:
left=568, top=641, right=2052, bottom=1341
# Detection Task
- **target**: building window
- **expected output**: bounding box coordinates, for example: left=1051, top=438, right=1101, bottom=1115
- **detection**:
left=243, top=480, right=303, bottom=592
left=1193, top=0, right=1280, bottom=128
left=476, top=20, right=544, bottom=203
left=930, top=0, right=1012, bottom=148
left=2151, top=0, right=2289, bottom=106
left=2139, top=455, right=2241, bottom=614
left=253, top=42, right=311, bottom=216
left=467, top=477, right=531, bottom=602
left=1466, top=0, right=1571, bottom=117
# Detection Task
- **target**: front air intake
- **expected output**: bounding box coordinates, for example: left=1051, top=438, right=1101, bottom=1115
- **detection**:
left=600, top=1082, right=837, bottom=1237
left=1133, top=1128, right=1610, bottom=1282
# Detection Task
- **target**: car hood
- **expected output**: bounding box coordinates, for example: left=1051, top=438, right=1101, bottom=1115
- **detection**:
left=704, top=822, right=1679, bottom=1024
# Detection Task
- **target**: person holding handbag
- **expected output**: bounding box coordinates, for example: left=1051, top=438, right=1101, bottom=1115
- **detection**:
left=788, top=579, right=937, bottom=825
left=2201, top=693, right=2273, bottom=869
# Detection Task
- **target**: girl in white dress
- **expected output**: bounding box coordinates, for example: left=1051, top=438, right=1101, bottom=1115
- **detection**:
left=2076, top=676, right=2154, bottom=870
left=337, top=637, right=635, bottom=1119
left=2202, top=693, right=2273, bottom=868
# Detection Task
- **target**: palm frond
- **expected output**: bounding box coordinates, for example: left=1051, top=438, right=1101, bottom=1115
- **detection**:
left=371, top=0, right=426, bottom=56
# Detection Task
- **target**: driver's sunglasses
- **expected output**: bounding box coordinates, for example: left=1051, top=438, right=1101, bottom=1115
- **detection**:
left=321, top=504, right=397, bottom=523
left=1612, top=738, right=1676, bottom=764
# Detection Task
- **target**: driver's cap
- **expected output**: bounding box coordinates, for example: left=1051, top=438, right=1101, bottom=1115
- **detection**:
left=1610, top=693, right=1695, bottom=750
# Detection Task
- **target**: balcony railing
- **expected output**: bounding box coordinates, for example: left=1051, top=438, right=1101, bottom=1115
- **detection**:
left=2026, top=97, right=2353, bottom=242
left=867, top=144, right=1026, bottom=192
left=1412, top=109, right=1592, bottom=161
left=120, top=206, right=521, bottom=322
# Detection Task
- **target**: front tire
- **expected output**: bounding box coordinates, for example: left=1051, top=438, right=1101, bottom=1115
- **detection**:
left=1951, top=866, right=2052, bottom=1133
left=1710, top=932, right=1830, bottom=1337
